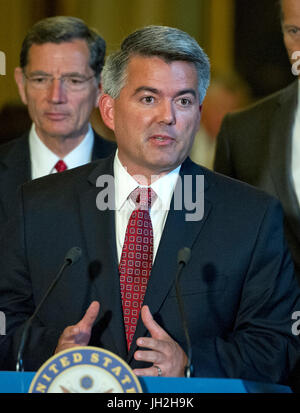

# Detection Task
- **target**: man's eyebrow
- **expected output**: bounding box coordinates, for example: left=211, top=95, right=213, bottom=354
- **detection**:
left=283, top=23, right=300, bottom=30
left=133, top=86, right=160, bottom=95
left=174, top=89, right=197, bottom=98
left=133, top=86, right=197, bottom=98
left=27, top=70, right=87, bottom=78
left=61, top=72, right=89, bottom=78
left=26, top=70, right=51, bottom=76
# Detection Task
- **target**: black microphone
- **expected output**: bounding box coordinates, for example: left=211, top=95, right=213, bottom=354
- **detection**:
left=175, top=247, right=193, bottom=378
left=16, top=246, right=82, bottom=372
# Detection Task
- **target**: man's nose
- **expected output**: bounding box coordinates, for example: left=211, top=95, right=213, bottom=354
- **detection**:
left=47, top=78, right=67, bottom=104
left=159, top=100, right=176, bottom=125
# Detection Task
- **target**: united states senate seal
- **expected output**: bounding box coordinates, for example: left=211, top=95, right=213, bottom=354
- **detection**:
left=28, top=346, right=143, bottom=393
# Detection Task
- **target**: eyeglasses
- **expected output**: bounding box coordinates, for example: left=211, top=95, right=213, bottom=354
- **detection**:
left=23, top=73, right=96, bottom=92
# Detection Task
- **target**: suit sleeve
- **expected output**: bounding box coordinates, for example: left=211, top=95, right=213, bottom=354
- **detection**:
left=0, top=188, right=61, bottom=371
left=214, top=114, right=236, bottom=177
left=191, top=199, right=300, bottom=384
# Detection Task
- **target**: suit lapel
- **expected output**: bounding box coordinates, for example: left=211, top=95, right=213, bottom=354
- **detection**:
left=77, top=155, right=127, bottom=359
left=269, top=81, right=300, bottom=242
left=127, top=159, right=212, bottom=361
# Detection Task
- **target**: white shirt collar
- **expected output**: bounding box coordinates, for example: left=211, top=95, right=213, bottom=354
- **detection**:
left=29, top=123, right=94, bottom=179
left=113, top=149, right=181, bottom=211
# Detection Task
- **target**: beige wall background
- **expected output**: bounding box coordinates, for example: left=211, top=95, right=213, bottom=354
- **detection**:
left=0, top=0, right=234, bottom=114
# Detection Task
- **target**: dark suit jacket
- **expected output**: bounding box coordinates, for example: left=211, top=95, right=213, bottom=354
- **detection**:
left=0, top=155, right=299, bottom=385
left=0, top=130, right=116, bottom=228
left=214, top=81, right=300, bottom=283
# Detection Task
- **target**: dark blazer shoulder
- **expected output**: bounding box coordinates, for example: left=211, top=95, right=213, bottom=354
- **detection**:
left=22, top=153, right=114, bottom=200
left=211, top=167, right=278, bottom=204
left=23, top=155, right=278, bottom=221
left=185, top=157, right=278, bottom=208
left=214, top=80, right=298, bottom=178
left=0, top=133, right=30, bottom=166
left=92, top=131, right=117, bottom=160
left=0, top=129, right=116, bottom=165
left=223, top=80, right=298, bottom=127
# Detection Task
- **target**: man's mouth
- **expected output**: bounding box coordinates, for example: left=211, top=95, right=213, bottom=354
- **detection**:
left=45, top=112, right=69, bottom=120
left=149, top=135, right=175, bottom=145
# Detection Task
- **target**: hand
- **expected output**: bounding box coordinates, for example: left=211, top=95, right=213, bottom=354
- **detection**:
left=133, top=305, right=188, bottom=377
left=55, top=301, right=100, bottom=354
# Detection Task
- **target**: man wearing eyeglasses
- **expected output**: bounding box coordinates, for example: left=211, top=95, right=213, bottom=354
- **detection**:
left=0, top=16, right=116, bottom=227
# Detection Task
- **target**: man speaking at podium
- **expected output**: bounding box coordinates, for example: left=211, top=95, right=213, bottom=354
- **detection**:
left=0, top=25, right=300, bottom=385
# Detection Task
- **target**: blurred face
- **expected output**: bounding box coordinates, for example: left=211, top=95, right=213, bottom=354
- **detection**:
left=202, top=85, right=245, bottom=140
left=14, top=39, right=100, bottom=143
left=282, top=0, right=300, bottom=72
left=100, top=56, right=201, bottom=180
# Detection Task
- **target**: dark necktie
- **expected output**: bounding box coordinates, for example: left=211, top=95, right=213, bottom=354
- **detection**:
left=119, top=187, right=156, bottom=350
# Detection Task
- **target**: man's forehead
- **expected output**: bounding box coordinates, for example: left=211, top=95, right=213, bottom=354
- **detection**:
left=27, top=40, right=89, bottom=60
left=125, top=55, right=198, bottom=81
left=26, top=40, right=91, bottom=72
left=119, top=55, right=199, bottom=98
left=127, top=54, right=195, bottom=68
left=282, top=0, right=300, bottom=23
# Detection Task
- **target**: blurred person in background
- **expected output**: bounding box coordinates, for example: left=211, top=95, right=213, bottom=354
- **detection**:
left=0, top=16, right=116, bottom=227
left=214, top=0, right=300, bottom=286
left=190, top=73, right=251, bottom=169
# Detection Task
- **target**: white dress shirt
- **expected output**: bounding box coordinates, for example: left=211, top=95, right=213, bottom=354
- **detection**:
left=291, top=80, right=300, bottom=205
left=29, top=123, right=94, bottom=180
left=114, top=150, right=181, bottom=264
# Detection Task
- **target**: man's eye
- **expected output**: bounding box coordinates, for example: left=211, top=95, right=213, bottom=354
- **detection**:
left=287, top=27, right=300, bottom=35
left=66, top=78, right=84, bottom=85
left=32, top=77, right=48, bottom=83
left=142, top=96, right=155, bottom=104
left=179, top=97, right=192, bottom=106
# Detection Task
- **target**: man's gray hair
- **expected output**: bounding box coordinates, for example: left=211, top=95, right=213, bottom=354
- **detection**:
left=101, top=25, right=210, bottom=103
left=20, top=16, right=106, bottom=79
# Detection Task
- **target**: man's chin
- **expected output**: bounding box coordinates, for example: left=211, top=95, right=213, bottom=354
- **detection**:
left=37, top=126, right=79, bottom=140
left=145, top=158, right=183, bottom=177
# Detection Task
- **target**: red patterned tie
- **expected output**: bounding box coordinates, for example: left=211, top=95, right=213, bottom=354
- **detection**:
left=119, top=187, right=156, bottom=350
left=54, top=160, right=67, bottom=173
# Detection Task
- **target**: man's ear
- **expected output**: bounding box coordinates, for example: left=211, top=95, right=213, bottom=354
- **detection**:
left=99, top=94, right=115, bottom=131
left=14, top=67, right=28, bottom=105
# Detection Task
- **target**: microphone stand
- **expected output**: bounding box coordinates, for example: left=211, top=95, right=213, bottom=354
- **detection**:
left=175, top=247, right=193, bottom=378
left=16, top=247, right=81, bottom=372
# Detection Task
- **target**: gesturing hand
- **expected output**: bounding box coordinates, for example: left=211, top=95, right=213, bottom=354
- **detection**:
left=55, top=301, right=100, bottom=354
left=133, top=305, right=188, bottom=377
